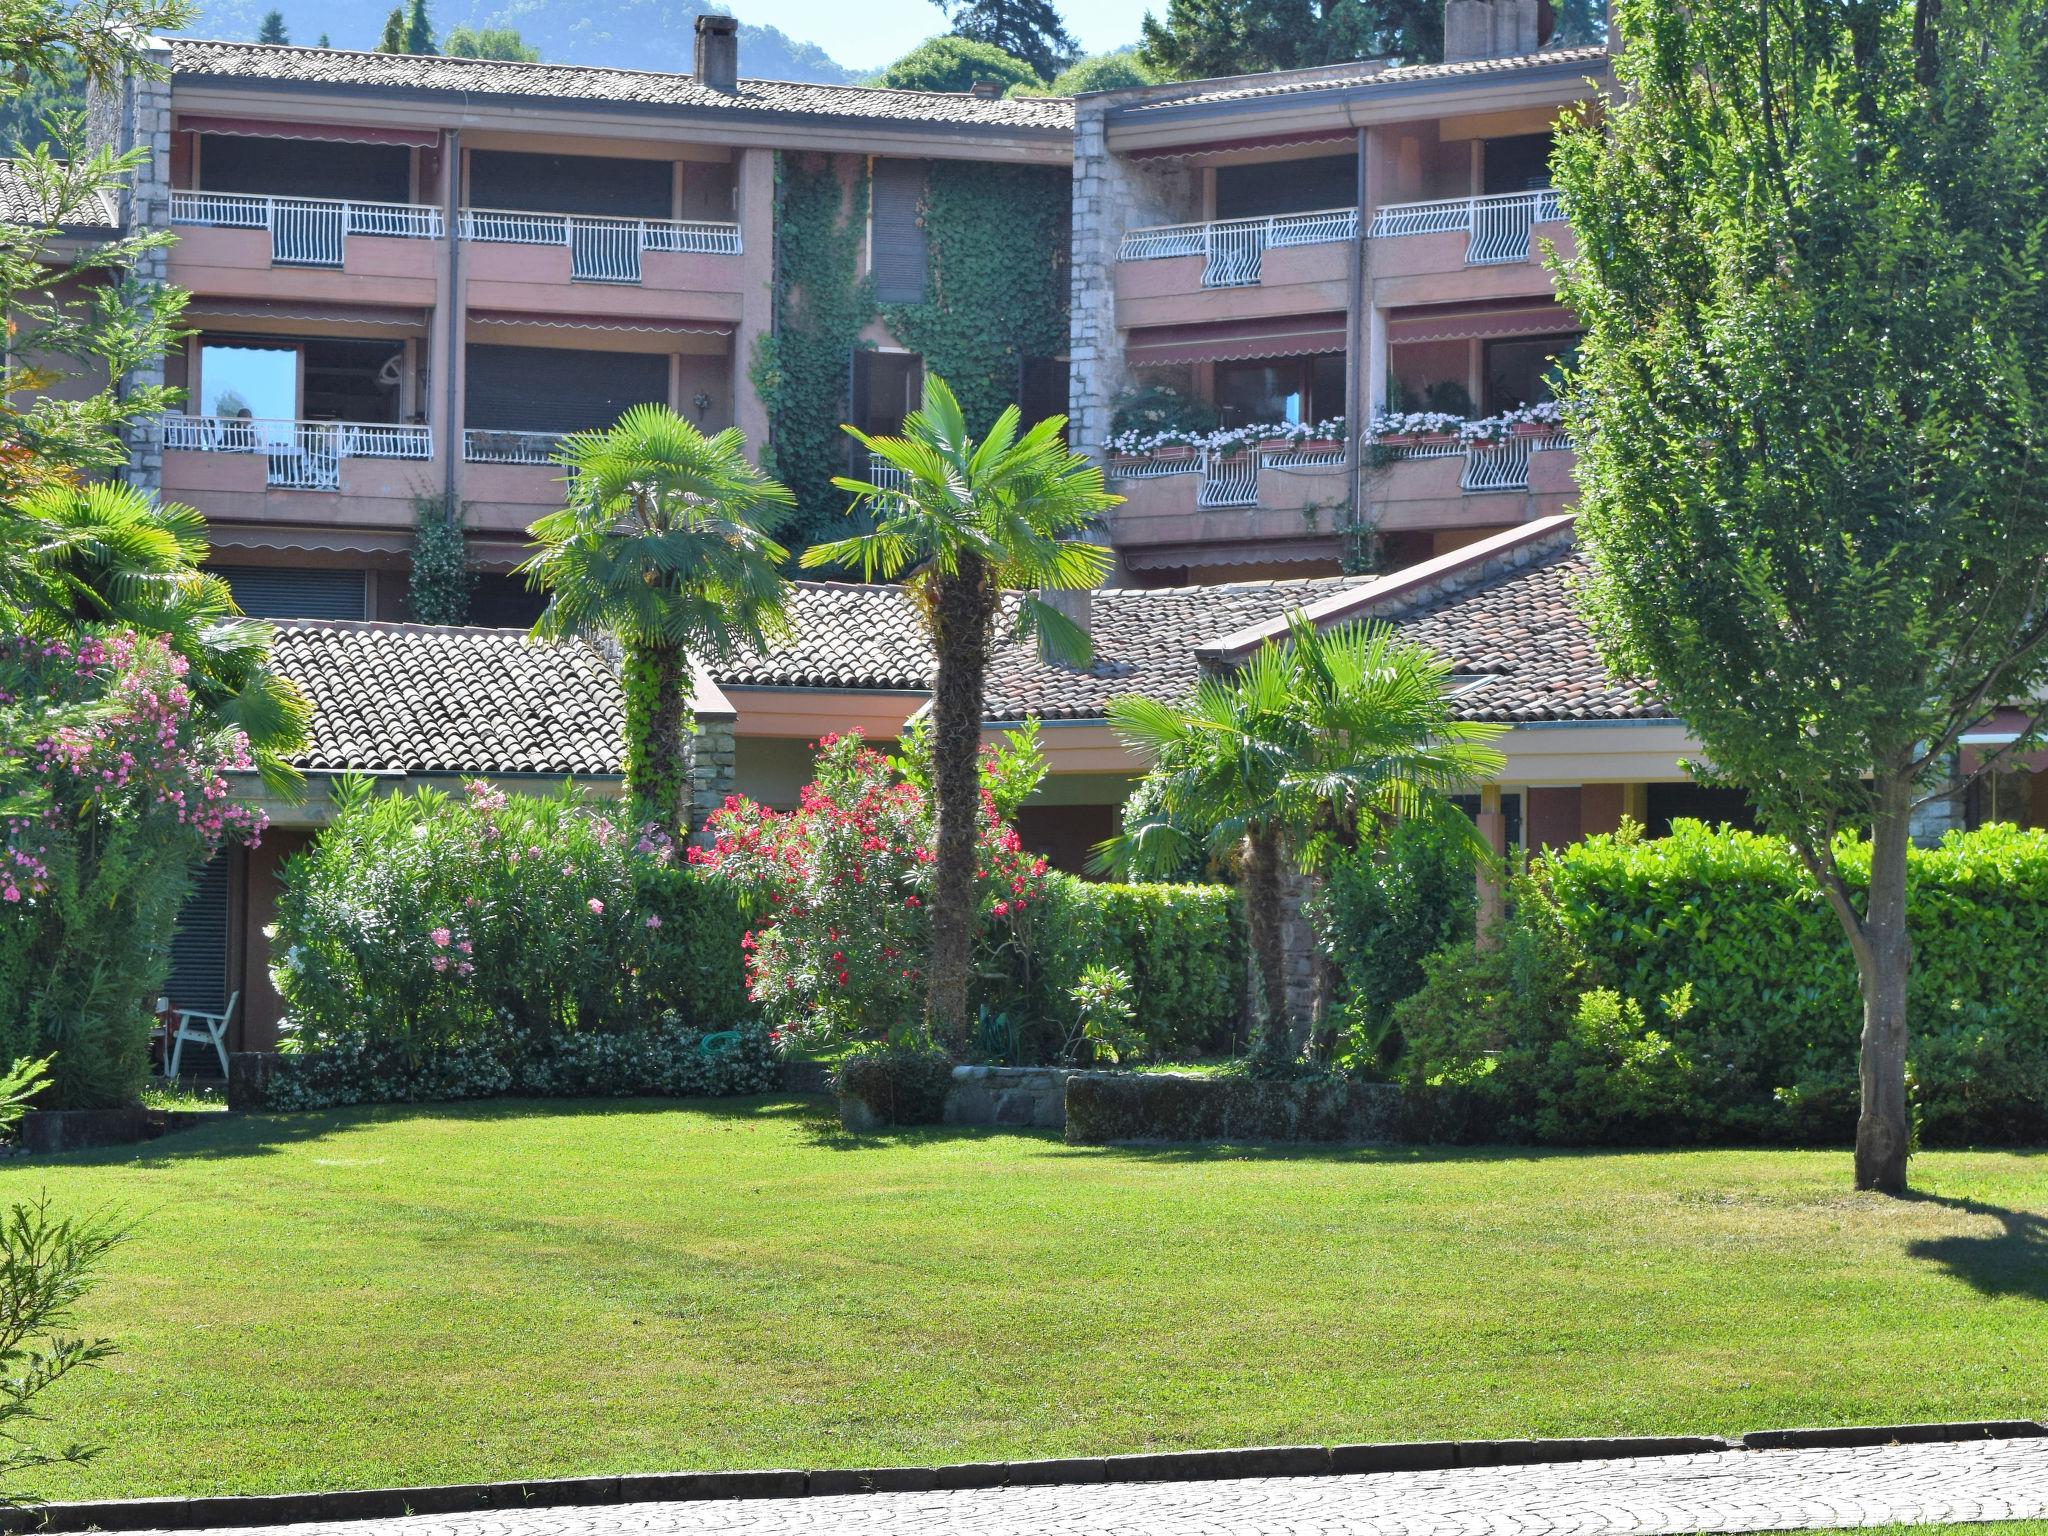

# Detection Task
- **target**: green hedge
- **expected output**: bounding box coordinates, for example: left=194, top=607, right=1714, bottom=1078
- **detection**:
left=1028, top=874, right=1246, bottom=1060
left=1393, top=820, right=2048, bottom=1145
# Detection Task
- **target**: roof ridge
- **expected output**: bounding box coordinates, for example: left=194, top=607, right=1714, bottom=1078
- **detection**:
left=166, top=36, right=1069, bottom=105
left=275, top=617, right=560, bottom=640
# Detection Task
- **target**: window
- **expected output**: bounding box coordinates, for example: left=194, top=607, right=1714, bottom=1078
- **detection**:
left=1481, top=133, right=1555, bottom=196
left=464, top=344, right=670, bottom=433
left=1215, top=154, right=1357, bottom=220
left=466, top=151, right=673, bottom=219
left=199, top=135, right=411, bottom=202
left=213, top=565, right=368, bottom=620
left=1483, top=332, right=1579, bottom=414
left=849, top=350, right=923, bottom=438
left=198, top=343, right=296, bottom=421
left=870, top=159, right=929, bottom=304
left=165, top=853, right=230, bottom=1016
left=1450, top=791, right=1524, bottom=850
left=1214, top=352, right=1347, bottom=428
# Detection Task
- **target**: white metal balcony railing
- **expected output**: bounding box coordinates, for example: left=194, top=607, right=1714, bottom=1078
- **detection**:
left=1117, top=207, right=1360, bottom=288
left=164, top=415, right=432, bottom=491
left=463, top=428, right=570, bottom=466
left=459, top=208, right=743, bottom=283
left=1109, top=442, right=1350, bottom=509
left=1458, top=432, right=1570, bottom=492
left=1366, top=188, right=1565, bottom=266
left=169, top=191, right=443, bottom=267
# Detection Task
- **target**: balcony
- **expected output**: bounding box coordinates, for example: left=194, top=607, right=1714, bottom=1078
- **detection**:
left=458, top=209, right=745, bottom=322
left=168, top=191, right=444, bottom=299
left=1105, top=443, right=1353, bottom=557
left=162, top=414, right=438, bottom=529
left=1365, top=432, right=1578, bottom=530
left=1114, top=209, right=1357, bottom=328
left=1366, top=190, right=1574, bottom=301
left=458, top=429, right=574, bottom=532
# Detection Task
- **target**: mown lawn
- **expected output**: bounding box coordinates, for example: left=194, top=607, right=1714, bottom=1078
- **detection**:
left=15, top=1098, right=2048, bottom=1500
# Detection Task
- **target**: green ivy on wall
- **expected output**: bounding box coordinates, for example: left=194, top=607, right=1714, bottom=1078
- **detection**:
left=407, top=493, right=471, bottom=624
left=753, top=153, right=1071, bottom=559
left=750, top=153, right=873, bottom=549
left=881, top=160, right=1070, bottom=437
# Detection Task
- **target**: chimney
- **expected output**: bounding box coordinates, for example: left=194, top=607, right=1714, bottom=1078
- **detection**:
left=1037, top=586, right=1095, bottom=668
left=968, top=78, right=1003, bottom=99
left=1443, top=0, right=1542, bottom=61
left=693, top=14, right=739, bottom=93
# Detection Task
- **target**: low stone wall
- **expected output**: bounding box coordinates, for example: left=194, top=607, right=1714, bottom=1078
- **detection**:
left=943, top=1065, right=1118, bottom=1130
left=1065, top=1074, right=1404, bottom=1146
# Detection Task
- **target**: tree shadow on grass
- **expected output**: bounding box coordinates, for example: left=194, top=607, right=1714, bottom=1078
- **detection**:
left=1903, top=1191, right=2048, bottom=1302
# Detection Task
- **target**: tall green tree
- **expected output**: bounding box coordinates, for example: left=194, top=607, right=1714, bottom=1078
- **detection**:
left=1103, top=615, right=1503, bottom=1064
left=1553, top=0, right=2048, bottom=1193
left=521, top=406, right=793, bottom=841
left=875, top=35, right=1039, bottom=93
left=444, top=24, right=539, bottom=60
left=929, top=0, right=1076, bottom=81
left=809, top=377, right=1115, bottom=1045
left=402, top=0, right=435, bottom=54
left=374, top=6, right=405, bottom=51
left=256, top=9, right=287, bottom=43
left=1139, top=0, right=1441, bottom=80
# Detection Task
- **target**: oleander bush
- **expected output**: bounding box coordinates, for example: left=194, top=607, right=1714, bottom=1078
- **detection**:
left=270, top=777, right=755, bottom=1102
left=1391, top=819, right=2048, bottom=1146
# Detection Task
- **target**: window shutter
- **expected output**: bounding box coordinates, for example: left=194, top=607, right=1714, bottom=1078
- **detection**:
left=870, top=159, right=929, bottom=305
left=214, top=565, right=368, bottom=620
left=166, top=854, right=231, bottom=1015
left=464, top=344, right=670, bottom=433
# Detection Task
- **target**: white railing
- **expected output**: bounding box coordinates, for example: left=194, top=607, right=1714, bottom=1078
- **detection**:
left=164, top=415, right=431, bottom=491
left=1367, top=188, right=1564, bottom=265
left=1197, top=449, right=1260, bottom=508
left=1117, top=206, right=1360, bottom=288
left=1108, top=453, right=1201, bottom=480
left=459, top=208, right=742, bottom=283
left=169, top=190, right=443, bottom=268
left=1459, top=432, right=1568, bottom=492
left=865, top=452, right=913, bottom=497
left=463, top=428, right=569, bottom=465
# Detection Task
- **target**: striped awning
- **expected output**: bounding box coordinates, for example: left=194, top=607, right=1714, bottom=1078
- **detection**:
left=177, top=114, right=440, bottom=149
left=187, top=299, right=430, bottom=334
left=1128, top=128, right=1359, bottom=163
left=1387, top=301, right=1578, bottom=346
left=467, top=311, right=734, bottom=337
left=1125, top=312, right=1348, bottom=367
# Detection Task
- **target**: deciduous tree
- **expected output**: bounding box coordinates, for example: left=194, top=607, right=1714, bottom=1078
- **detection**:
left=1553, top=0, right=2048, bottom=1192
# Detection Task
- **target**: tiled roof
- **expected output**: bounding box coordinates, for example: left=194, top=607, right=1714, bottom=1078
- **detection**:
left=715, top=584, right=932, bottom=691
left=1395, top=550, right=1662, bottom=723
left=165, top=39, right=1075, bottom=134
left=271, top=621, right=625, bottom=776
left=0, top=159, right=120, bottom=230
left=1113, top=44, right=1608, bottom=115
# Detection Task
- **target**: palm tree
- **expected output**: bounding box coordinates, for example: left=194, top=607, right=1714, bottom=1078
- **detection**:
left=807, top=376, right=1117, bottom=1046
left=1100, top=613, right=1506, bottom=1065
left=520, top=405, right=793, bottom=840
left=2, top=480, right=311, bottom=801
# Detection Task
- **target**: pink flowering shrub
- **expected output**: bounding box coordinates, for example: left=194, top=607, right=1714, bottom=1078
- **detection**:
left=0, top=631, right=268, bottom=1106
left=693, top=730, right=1049, bottom=1047
left=272, top=780, right=749, bottom=1074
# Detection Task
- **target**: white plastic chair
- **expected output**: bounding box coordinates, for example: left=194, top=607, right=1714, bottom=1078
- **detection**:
left=167, top=992, right=239, bottom=1078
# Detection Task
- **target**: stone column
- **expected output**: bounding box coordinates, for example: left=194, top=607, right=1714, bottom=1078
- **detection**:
left=90, top=42, right=173, bottom=498
left=1475, top=782, right=1507, bottom=946
left=1273, top=866, right=1321, bottom=1053
left=684, top=711, right=739, bottom=844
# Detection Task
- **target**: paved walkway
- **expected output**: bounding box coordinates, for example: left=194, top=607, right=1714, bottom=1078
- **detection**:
left=139, top=1437, right=2048, bottom=1536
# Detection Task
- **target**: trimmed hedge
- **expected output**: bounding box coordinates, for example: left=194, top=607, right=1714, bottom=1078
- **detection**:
left=1028, top=875, right=1246, bottom=1059
left=1393, top=820, right=2048, bottom=1145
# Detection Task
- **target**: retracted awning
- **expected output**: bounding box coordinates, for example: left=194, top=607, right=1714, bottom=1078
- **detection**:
left=1386, top=300, right=1578, bottom=346
left=468, top=311, right=734, bottom=337
left=1127, top=128, right=1359, bottom=162
left=1125, top=312, right=1348, bottom=367
left=176, top=114, right=440, bottom=149
left=186, top=299, right=430, bottom=334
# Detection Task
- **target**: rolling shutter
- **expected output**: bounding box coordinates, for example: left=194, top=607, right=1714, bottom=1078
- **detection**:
left=1214, top=154, right=1358, bottom=220
left=215, top=565, right=368, bottom=620
left=464, top=344, right=670, bottom=433
left=466, top=151, right=673, bottom=220
left=165, top=855, right=230, bottom=1016
left=870, top=159, right=929, bottom=304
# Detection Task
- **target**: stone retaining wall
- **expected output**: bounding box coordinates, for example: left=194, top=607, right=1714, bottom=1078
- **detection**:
left=1065, top=1074, right=1404, bottom=1146
left=943, top=1065, right=1119, bottom=1130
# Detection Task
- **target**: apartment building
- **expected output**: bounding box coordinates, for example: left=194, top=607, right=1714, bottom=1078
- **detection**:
left=1069, top=0, right=1605, bottom=584
left=94, top=20, right=1070, bottom=624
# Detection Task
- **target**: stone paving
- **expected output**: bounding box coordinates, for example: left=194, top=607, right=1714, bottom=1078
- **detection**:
left=139, top=1436, right=2048, bottom=1536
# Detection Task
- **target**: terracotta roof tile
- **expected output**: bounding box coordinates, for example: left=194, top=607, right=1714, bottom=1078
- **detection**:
left=1112, top=45, right=1608, bottom=116
left=165, top=39, right=1074, bottom=134
left=271, top=621, right=625, bottom=776
left=0, top=159, right=119, bottom=230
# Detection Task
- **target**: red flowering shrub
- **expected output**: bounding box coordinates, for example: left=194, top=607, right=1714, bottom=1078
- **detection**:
left=693, top=730, right=1049, bottom=1046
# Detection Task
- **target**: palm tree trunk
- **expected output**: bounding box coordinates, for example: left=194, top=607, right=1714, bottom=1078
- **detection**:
left=926, top=558, right=995, bottom=1048
left=1241, top=821, right=1290, bottom=1066
left=623, top=638, right=690, bottom=840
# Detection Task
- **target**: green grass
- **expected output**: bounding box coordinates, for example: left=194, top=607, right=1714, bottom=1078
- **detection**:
left=13, top=1099, right=2048, bottom=1502
left=136, top=1081, right=228, bottom=1112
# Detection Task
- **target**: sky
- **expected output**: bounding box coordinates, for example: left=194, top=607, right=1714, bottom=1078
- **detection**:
left=742, top=0, right=1157, bottom=71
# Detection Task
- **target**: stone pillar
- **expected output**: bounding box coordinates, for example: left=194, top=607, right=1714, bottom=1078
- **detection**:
left=91, top=42, right=173, bottom=498
left=1067, top=93, right=1201, bottom=461
left=1475, top=782, right=1507, bottom=946
left=1274, top=866, right=1320, bottom=1052
left=684, top=711, right=739, bottom=844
